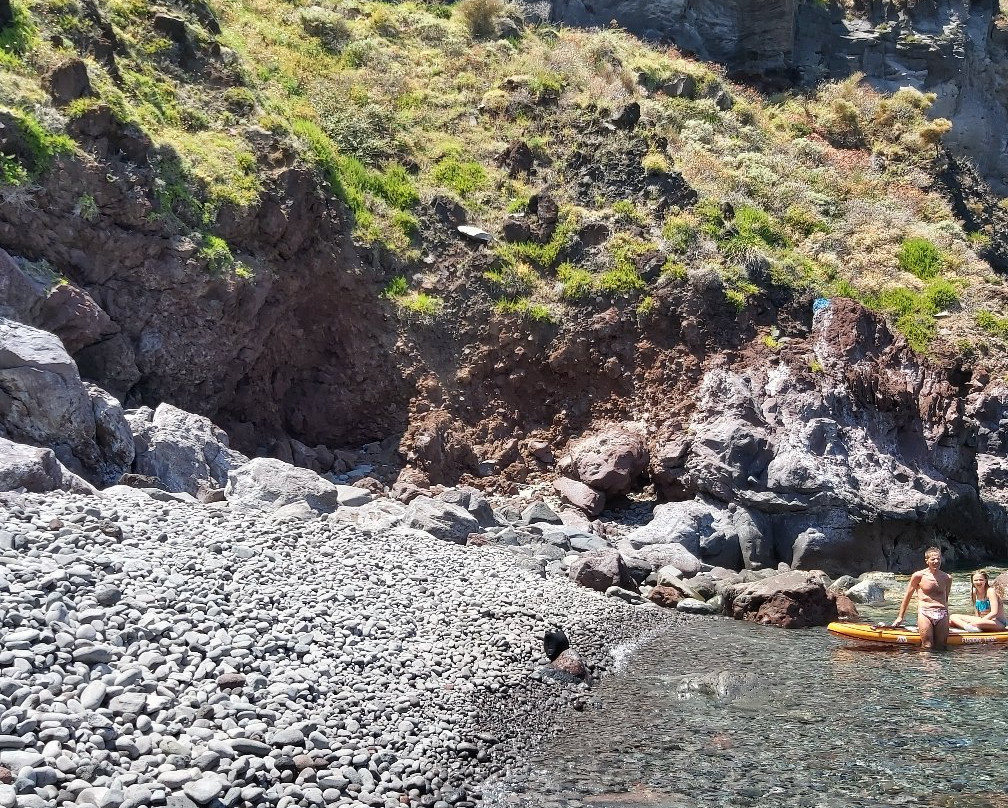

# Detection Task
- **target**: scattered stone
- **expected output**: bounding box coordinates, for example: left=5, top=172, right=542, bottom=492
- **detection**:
left=457, top=224, right=493, bottom=243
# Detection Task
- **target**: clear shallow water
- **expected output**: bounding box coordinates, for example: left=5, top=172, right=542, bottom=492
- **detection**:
left=499, top=600, right=1008, bottom=808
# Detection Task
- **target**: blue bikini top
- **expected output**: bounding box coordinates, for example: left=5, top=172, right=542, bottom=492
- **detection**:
left=976, top=598, right=991, bottom=612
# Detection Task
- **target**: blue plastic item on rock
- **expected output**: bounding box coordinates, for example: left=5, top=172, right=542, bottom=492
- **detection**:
left=813, top=297, right=830, bottom=314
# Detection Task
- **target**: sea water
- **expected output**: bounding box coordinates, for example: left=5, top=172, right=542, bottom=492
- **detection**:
left=499, top=574, right=1008, bottom=808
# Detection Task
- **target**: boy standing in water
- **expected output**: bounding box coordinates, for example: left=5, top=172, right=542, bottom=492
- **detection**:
left=893, top=546, right=952, bottom=650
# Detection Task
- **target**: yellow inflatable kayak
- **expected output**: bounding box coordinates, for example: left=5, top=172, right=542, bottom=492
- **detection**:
left=827, top=621, right=1008, bottom=646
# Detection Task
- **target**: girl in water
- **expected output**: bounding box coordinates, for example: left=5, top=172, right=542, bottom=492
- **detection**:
left=948, top=570, right=1007, bottom=632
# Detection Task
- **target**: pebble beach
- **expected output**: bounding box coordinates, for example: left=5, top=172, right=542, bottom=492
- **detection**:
left=0, top=489, right=676, bottom=808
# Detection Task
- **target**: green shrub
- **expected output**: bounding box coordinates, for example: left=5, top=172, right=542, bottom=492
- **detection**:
left=722, top=276, right=759, bottom=311
left=556, top=262, right=593, bottom=300
left=292, top=117, right=417, bottom=233
left=870, top=286, right=918, bottom=317
left=662, top=214, right=696, bottom=253
left=0, top=1, right=37, bottom=67
left=456, top=0, right=505, bottom=38
left=769, top=252, right=824, bottom=292
left=432, top=150, right=487, bottom=197
left=831, top=278, right=860, bottom=300
left=611, top=199, right=646, bottom=224
left=496, top=208, right=579, bottom=270
left=383, top=275, right=409, bottom=298
left=726, top=205, right=788, bottom=251
left=495, top=297, right=553, bottom=322
left=74, top=194, right=99, bottom=222
left=642, top=151, right=669, bottom=175
left=975, top=310, right=1008, bottom=341
left=895, top=310, right=936, bottom=353
left=898, top=237, right=942, bottom=280
left=483, top=262, right=538, bottom=296
left=528, top=71, right=565, bottom=101
left=597, top=264, right=645, bottom=295
left=398, top=292, right=443, bottom=317
left=601, top=234, right=653, bottom=295
left=0, top=108, right=75, bottom=184
left=725, top=288, right=747, bottom=310
left=636, top=295, right=656, bottom=316
left=378, top=163, right=420, bottom=209
left=783, top=205, right=828, bottom=239
left=0, top=155, right=27, bottom=185
left=695, top=197, right=726, bottom=236
left=199, top=234, right=234, bottom=273
left=392, top=209, right=420, bottom=240
left=921, top=277, right=959, bottom=312
left=661, top=258, right=686, bottom=281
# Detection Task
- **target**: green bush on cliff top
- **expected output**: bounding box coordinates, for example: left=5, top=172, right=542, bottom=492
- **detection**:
left=0, top=107, right=74, bottom=184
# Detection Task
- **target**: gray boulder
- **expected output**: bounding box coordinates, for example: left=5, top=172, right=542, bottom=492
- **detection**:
left=0, top=316, right=98, bottom=466
left=401, top=495, right=480, bottom=543
left=132, top=403, right=248, bottom=497
left=619, top=540, right=703, bottom=577
left=622, top=498, right=745, bottom=568
left=85, top=383, right=134, bottom=485
left=677, top=597, right=717, bottom=614
left=0, top=436, right=96, bottom=494
left=335, top=484, right=372, bottom=506
left=568, top=548, right=624, bottom=593
left=829, top=574, right=857, bottom=594
left=226, top=457, right=340, bottom=513
left=623, top=499, right=715, bottom=554
left=844, top=579, right=887, bottom=605
left=438, top=485, right=498, bottom=526
left=330, top=499, right=407, bottom=532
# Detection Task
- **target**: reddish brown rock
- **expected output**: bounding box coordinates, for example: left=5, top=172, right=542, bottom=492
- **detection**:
left=217, top=673, right=246, bottom=690
left=550, top=649, right=588, bottom=680
left=47, top=58, right=94, bottom=105
left=553, top=476, right=605, bottom=517
left=832, top=592, right=860, bottom=621
left=721, top=570, right=847, bottom=628
left=648, top=585, right=684, bottom=609
left=995, top=571, right=1008, bottom=595
left=293, top=754, right=321, bottom=771
left=567, top=423, right=649, bottom=496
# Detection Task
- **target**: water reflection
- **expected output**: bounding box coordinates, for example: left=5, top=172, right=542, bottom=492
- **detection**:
left=499, top=616, right=1008, bottom=808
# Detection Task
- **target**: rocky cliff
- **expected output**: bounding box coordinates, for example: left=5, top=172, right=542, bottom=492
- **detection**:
left=2, top=0, right=1008, bottom=574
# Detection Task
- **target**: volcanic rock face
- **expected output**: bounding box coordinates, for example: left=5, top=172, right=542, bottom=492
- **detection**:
left=645, top=299, right=1003, bottom=575
left=0, top=157, right=407, bottom=455
left=550, top=0, right=798, bottom=69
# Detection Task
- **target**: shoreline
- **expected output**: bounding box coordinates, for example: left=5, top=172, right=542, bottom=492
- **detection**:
left=0, top=489, right=681, bottom=808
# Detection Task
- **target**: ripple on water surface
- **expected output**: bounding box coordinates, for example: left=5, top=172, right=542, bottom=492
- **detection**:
left=501, top=618, right=1008, bottom=808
